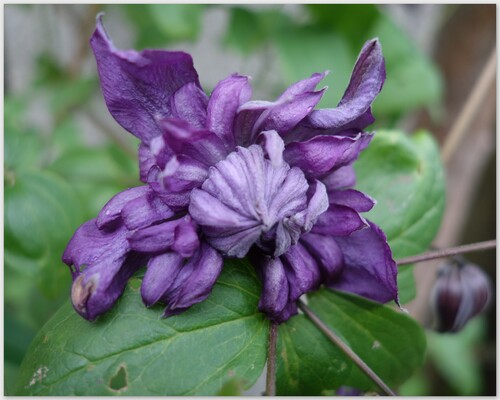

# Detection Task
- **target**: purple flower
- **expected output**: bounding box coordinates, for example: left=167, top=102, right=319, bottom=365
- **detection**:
left=63, top=15, right=397, bottom=323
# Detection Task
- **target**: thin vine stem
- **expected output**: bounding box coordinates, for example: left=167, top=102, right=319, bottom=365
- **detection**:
left=396, top=239, right=496, bottom=266
left=265, top=322, right=278, bottom=396
left=297, top=300, right=396, bottom=396
left=441, top=47, right=496, bottom=163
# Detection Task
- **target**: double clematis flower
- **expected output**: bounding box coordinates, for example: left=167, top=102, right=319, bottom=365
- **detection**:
left=63, top=15, right=398, bottom=323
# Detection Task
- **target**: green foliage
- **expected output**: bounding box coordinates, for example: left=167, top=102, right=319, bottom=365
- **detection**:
left=224, top=7, right=267, bottom=55
left=223, top=4, right=442, bottom=118
left=15, top=260, right=268, bottom=396
left=274, top=26, right=354, bottom=107
left=277, top=290, right=426, bottom=394
left=367, top=15, right=443, bottom=117
left=355, top=130, right=446, bottom=303
left=427, top=318, right=486, bottom=395
left=276, top=314, right=351, bottom=395
left=121, top=4, right=204, bottom=48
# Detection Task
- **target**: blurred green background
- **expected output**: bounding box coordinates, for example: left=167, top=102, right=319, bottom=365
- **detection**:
left=4, top=4, right=496, bottom=395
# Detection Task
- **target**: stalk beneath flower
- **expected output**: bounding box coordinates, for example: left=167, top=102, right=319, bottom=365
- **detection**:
left=297, top=300, right=396, bottom=396
left=265, top=322, right=278, bottom=396
left=396, top=239, right=496, bottom=266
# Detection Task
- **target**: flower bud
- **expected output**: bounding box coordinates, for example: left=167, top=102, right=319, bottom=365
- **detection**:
left=336, top=386, right=363, bottom=396
left=431, top=258, right=491, bottom=333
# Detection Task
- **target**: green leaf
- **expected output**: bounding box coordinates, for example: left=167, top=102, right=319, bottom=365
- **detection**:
left=273, top=26, right=354, bottom=107
left=276, top=314, right=352, bottom=395
left=427, top=318, right=485, bottom=395
left=4, top=106, right=43, bottom=172
left=49, top=77, right=97, bottom=120
left=217, top=377, right=245, bottom=396
left=277, top=289, right=425, bottom=394
left=149, top=4, right=203, bottom=41
left=306, top=4, right=379, bottom=45
left=15, top=259, right=268, bottom=396
left=303, top=5, right=442, bottom=118
left=5, top=170, right=84, bottom=259
left=223, top=7, right=267, bottom=55
left=5, top=361, right=22, bottom=395
left=49, top=146, right=139, bottom=217
left=369, top=14, right=443, bottom=117
left=122, top=4, right=203, bottom=48
left=5, top=170, right=85, bottom=299
left=355, top=130, right=446, bottom=303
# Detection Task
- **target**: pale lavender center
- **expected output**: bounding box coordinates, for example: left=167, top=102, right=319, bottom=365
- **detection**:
left=189, top=144, right=328, bottom=258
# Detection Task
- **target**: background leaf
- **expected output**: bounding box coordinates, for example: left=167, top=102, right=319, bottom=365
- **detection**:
left=273, top=26, right=354, bottom=107
left=276, top=314, right=352, bottom=395
left=355, top=129, right=446, bottom=303
left=276, top=289, right=426, bottom=395
left=426, top=318, right=486, bottom=395
left=15, top=259, right=268, bottom=396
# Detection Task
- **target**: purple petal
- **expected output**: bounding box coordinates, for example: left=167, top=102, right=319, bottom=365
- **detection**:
left=128, top=216, right=198, bottom=254
left=258, top=256, right=290, bottom=321
left=252, top=89, right=326, bottom=138
left=170, top=82, right=208, bottom=129
left=138, top=143, right=161, bottom=183
left=258, top=130, right=285, bottom=167
left=328, top=189, right=375, bottom=212
left=159, top=118, right=228, bottom=166
left=300, top=233, right=344, bottom=280
left=190, top=144, right=317, bottom=258
left=207, top=74, right=252, bottom=150
left=171, top=216, right=200, bottom=258
left=164, top=242, right=223, bottom=314
left=121, top=189, right=174, bottom=230
left=281, top=243, right=322, bottom=302
left=189, top=188, right=260, bottom=230
left=90, top=15, right=201, bottom=143
left=96, top=186, right=150, bottom=230
left=63, top=220, right=146, bottom=320
left=291, top=180, right=329, bottom=232
left=234, top=101, right=273, bottom=146
left=280, top=71, right=328, bottom=98
left=312, top=204, right=368, bottom=236
left=141, top=252, right=184, bottom=307
left=330, top=221, right=398, bottom=304
left=307, top=39, right=385, bottom=130
left=321, top=165, right=356, bottom=191
left=127, top=220, right=179, bottom=253
left=284, top=133, right=372, bottom=178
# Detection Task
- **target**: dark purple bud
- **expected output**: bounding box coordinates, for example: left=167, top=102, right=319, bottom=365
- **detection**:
left=431, top=259, right=492, bottom=333
left=336, top=386, right=364, bottom=396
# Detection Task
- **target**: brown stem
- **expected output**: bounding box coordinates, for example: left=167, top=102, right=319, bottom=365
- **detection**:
left=441, top=48, right=496, bottom=163
left=396, top=239, right=496, bottom=266
left=297, top=300, right=396, bottom=396
left=265, top=322, right=278, bottom=396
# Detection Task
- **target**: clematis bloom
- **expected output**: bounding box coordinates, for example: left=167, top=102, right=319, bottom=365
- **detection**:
left=63, top=15, right=398, bottom=323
